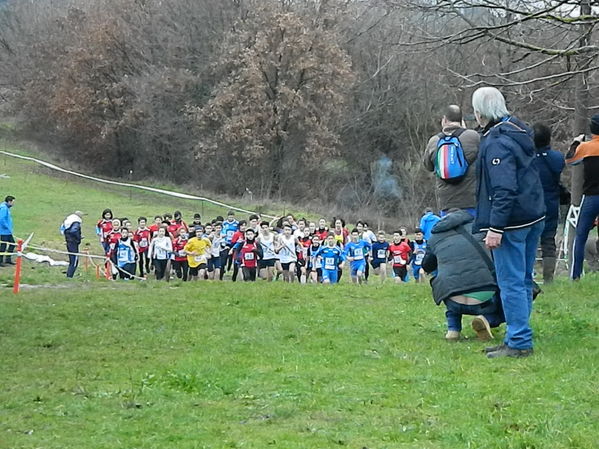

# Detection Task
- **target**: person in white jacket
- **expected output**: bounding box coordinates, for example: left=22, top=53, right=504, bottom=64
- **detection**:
left=149, top=227, right=172, bottom=280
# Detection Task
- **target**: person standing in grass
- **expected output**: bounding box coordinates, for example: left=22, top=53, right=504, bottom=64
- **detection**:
left=472, top=86, right=545, bottom=358
left=95, top=208, right=113, bottom=254
left=410, top=228, right=427, bottom=284
left=257, top=221, right=278, bottom=281
left=183, top=226, right=210, bottom=281
left=171, top=227, right=189, bottom=281
left=149, top=227, right=173, bottom=281
left=422, top=209, right=505, bottom=342
left=112, top=228, right=138, bottom=280
left=344, top=228, right=371, bottom=285
left=275, top=224, right=299, bottom=283
left=133, top=217, right=152, bottom=278
left=61, top=210, right=83, bottom=278
left=566, top=115, right=599, bottom=281
left=388, top=232, right=411, bottom=284
left=0, top=195, right=16, bottom=267
left=314, top=232, right=345, bottom=284
left=236, top=228, right=262, bottom=281
left=370, top=231, right=390, bottom=283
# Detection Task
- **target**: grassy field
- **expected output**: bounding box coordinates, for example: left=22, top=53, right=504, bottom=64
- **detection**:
left=1, top=144, right=599, bottom=448
left=2, top=280, right=599, bottom=449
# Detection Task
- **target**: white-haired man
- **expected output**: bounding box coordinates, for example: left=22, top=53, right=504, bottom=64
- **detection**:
left=471, top=87, right=545, bottom=359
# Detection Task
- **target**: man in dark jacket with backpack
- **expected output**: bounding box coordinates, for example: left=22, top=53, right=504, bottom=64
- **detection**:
left=472, top=87, right=545, bottom=359
left=62, top=211, right=83, bottom=278
left=422, top=210, right=505, bottom=342
left=423, top=105, right=480, bottom=216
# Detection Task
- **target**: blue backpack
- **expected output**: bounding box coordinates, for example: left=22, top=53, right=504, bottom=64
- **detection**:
left=434, top=128, right=468, bottom=184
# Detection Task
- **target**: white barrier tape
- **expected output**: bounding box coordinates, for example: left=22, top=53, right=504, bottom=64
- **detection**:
left=25, top=243, right=109, bottom=260
left=107, top=259, right=147, bottom=281
left=23, top=252, right=69, bottom=267
left=1, top=150, right=276, bottom=219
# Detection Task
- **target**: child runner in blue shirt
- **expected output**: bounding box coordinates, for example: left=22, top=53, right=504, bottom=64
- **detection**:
left=370, top=230, right=390, bottom=283
left=344, top=229, right=372, bottom=284
left=314, top=233, right=345, bottom=284
left=411, top=228, right=427, bottom=283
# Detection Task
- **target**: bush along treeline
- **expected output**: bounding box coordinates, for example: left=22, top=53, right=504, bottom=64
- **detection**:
left=0, top=0, right=596, bottom=224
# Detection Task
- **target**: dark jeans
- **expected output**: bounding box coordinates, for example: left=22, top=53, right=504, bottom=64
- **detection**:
left=153, top=259, right=168, bottom=280
left=66, top=240, right=79, bottom=278
left=119, top=263, right=136, bottom=280
left=572, top=194, right=599, bottom=279
left=445, top=294, right=505, bottom=332
left=242, top=266, right=257, bottom=281
left=0, top=234, right=15, bottom=263
left=138, top=251, right=150, bottom=277
left=172, top=260, right=189, bottom=281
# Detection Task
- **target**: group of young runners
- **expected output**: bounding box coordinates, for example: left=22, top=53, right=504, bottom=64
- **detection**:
left=96, top=209, right=429, bottom=284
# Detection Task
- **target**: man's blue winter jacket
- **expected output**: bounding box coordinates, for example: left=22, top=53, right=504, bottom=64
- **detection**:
left=474, top=116, right=546, bottom=234
left=0, top=201, right=13, bottom=235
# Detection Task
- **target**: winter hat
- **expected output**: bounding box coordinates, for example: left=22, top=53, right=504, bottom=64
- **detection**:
left=590, top=114, right=599, bottom=135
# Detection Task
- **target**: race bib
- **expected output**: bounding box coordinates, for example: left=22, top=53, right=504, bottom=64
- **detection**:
left=353, top=252, right=363, bottom=260
left=393, top=255, right=406, bottom=264
left=139, top=238, right=148, bottom=248
left=194, top=255, right=206, bottom=263
left=178, top=250, right=186, bottom=257
left=415, top=253, right=424, bottom=264
left=244, top=252, right=255, bottom=260
left=377, top=249, right=386, bottom=259
left=227, top=230, right=235, bottom=239
left=324, top=257, right=336, bottom=270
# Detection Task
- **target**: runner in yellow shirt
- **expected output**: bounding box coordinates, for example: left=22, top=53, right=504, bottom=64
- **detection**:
left=184, top=227, right=211, bottom=281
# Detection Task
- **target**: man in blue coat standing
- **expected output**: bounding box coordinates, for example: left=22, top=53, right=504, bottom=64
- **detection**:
left=472, top=87, right=545, bottom=359
left=532, top=123, right=565, bottom=283
left=0, top=195, right=16, bottom=266
left=62, top=211, right=83, bottom=278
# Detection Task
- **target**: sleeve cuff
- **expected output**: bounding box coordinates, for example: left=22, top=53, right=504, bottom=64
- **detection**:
left=489, top=227, right=504, bottom=234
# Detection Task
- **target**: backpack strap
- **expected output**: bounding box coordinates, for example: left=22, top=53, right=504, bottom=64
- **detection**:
left=455, top=226, right=495, bottom=276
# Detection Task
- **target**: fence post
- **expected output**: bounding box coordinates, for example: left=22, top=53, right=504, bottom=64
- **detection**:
left=12, top=239, right=23, bottom=294
left=84, top=249, right=89, bottom=271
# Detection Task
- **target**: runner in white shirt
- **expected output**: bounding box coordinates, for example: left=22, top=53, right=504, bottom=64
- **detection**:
left=275, top=224, right=299, bottom=283
left=257, top=221, right=278, bottom=281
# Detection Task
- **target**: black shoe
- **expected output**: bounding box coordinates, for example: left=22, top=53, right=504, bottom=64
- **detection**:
left=483, top=343, right=506, bottom=354
left=487, top=346, right=533, bottom=359
left=4, top=260, right=15, bottom=265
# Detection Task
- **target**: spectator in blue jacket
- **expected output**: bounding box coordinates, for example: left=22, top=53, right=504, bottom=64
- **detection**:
left=0, top=195, right=16, bottom=266
left=419, top=207, right=441, bottom=241
left=532, top=123, right=565, bottom=283
left=62, top=211, right=84, bottom=278
left=472, top=87, right=545, bottom=359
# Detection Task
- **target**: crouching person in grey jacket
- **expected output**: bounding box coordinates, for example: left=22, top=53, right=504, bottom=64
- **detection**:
left=422, top=210, right=505, bottom=341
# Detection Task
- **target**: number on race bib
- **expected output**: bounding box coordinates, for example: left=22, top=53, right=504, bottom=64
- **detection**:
left=324, top=257, right=335, bottom=270
left=393, top=255, right=406, bottom=264
left=377, top=249, right=386, bottom=259
left=244, top=252, right=255, bottom=260
left=139, top=239, right=148, bottom=248
left=354, top=252, right=363, bottom=260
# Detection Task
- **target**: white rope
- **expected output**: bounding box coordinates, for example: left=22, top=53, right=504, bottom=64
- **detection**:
left=0, top=150, right=276, bottom=219
left=24, top=242, right=146, bottom=280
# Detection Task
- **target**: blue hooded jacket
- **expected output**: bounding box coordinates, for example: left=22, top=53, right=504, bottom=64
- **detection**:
left=419, top=212, right=441, bottom=241
left=532, top=145, right=564, bottom=235
left=474, top=116, right=546, bottom=234
left=0, top=201, right=13, bottom=235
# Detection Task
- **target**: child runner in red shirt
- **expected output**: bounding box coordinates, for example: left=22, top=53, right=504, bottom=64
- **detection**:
left=389, top=231, right=412, bottom=284
left=133, top=217, right=152, bottom=277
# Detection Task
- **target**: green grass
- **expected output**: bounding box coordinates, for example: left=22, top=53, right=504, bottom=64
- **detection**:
left=1, top=142, right=599, bottom=448
left=1, top=280, right=599, bottom=449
